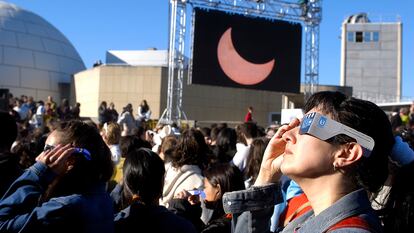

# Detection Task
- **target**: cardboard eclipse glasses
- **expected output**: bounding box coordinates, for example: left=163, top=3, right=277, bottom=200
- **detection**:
left=299, top=112, right=375, bottom=158
left=43, top=145, right=92, bottom=161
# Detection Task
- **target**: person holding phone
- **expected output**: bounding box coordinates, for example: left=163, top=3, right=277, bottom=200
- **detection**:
left=222, top=91, right=395, bottom=233
left=0, top=121, right=114, bottom=233
left=171, top=163, right=245, bottom=233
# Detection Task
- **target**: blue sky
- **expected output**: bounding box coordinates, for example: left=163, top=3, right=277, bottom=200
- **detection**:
left=7, top=0, right=413, bottom=98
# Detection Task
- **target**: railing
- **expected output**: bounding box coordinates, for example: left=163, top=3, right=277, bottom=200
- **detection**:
left=353, top=91, right=413, bottom=104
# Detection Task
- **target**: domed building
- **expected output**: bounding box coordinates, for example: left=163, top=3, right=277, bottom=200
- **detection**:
left=0, top=1, right=85, bottom=103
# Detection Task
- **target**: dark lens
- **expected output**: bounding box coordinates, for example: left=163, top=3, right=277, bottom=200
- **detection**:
left=299, top=117, right=313, bottom=135
left=44, top=144, right=55, bottom=151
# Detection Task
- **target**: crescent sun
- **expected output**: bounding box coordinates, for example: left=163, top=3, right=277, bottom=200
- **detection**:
left=217, top=27, right=275, bottom=85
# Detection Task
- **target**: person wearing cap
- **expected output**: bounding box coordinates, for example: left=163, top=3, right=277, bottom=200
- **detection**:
left=222, top=91, right=394, bottom=232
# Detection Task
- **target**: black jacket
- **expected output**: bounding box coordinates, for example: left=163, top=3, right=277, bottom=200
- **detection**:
left=0, top=152, right=22, bottom=197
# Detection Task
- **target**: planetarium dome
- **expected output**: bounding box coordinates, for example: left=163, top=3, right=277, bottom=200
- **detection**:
left=0, top=1, right=85, bottom=102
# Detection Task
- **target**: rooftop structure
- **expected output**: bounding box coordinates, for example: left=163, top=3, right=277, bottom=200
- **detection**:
left=106, top=50, right=168, bottom=67
left=340, top=13, right=402, bottom=103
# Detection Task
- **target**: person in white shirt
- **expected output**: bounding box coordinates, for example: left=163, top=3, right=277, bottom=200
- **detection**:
left=117, top=104, right=136, bottom=136
left=101, top=122, right=122, bottom=165
left=137, top=100, right=151, bottom=122
left=29, top=101, right=46, bottom=129
left=161, top=129, right=204, bottom=206
left=232, top=122, right=258, bottom=172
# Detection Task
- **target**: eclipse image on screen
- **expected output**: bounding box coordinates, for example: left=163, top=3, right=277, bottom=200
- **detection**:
left=191, top=8, right=302, bottom=93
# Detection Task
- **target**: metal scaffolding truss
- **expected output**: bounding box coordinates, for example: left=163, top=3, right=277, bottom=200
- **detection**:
left=159, top=0, right=322, bottom=124
left=302, top=0, right=322, bottom=100
left=159, top=0, right=188, bottom=125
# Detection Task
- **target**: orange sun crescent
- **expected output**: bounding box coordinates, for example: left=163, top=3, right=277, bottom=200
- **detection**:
left=217, top=28, right=275, bottom=85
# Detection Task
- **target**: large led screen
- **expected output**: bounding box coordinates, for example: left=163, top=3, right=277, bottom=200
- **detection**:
left=190, top=8, right=302, bottom=93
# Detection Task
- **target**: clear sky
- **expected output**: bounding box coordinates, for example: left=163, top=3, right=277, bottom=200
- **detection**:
left=7, top=0, right=413, bottom=99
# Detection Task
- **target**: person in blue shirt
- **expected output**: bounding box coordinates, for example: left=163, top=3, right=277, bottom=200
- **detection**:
left=0, top=121, right=114, bottom=233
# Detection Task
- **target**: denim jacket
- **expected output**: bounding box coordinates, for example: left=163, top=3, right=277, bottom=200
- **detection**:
left=223, top=184, right=382, bottom=233
left=223, top=184, right=282, bottom=233
left=0, top=162, right=114, bottom=233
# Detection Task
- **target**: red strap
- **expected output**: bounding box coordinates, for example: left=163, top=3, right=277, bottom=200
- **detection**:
left=327, top=216, right=372, bottom=232
left=279, top=193, right=313, bottom=227
left=280, top=194, right=372, bottom=232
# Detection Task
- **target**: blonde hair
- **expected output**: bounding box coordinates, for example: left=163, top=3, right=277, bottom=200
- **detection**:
left=104, top=122, right=121, bottom=145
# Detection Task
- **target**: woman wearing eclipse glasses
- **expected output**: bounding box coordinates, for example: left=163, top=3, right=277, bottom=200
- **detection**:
left=0, top=121, right=114, bottom=233
left=222, top=91, right=395, bottom=233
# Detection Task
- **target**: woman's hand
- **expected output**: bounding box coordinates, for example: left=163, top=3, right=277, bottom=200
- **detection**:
left=254, top=118, right=300, bottom=186
left=36, top=144, right=76, bottom=176
left=174, top=190, right=201, bottom=205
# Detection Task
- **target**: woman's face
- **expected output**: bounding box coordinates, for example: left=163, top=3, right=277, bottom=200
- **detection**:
left=203, top=178, right=220, bottom=202
left=280, top=110, right=339, bottom=179
left=45, top=130, right=61, bottom=149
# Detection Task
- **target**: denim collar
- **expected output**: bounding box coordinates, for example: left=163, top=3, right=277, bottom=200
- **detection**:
left=282, top=189, right=373, bottom=233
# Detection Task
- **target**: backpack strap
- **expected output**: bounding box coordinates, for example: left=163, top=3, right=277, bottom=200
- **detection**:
left=162, top=169, right=197, bottom=198
left=326, top=216, right=374, bottom=233
left=279, top=193, right=313, bottom=227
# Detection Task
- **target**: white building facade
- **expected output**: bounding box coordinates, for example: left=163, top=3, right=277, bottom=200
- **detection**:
left=340, top=13, right=402, bottom=103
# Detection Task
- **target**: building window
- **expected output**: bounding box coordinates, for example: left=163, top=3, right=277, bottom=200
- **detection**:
left=355, top=31, right=363, bottom=42
left=347, top=31, right=379, bottom=43
left=372, top=31, right=379, bottom=41
left=363, top=32, right=371, bottom=42
left=347, top=32, right=354, bottom=42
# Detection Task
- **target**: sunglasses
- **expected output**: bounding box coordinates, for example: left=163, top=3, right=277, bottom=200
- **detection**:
left=299, top=112, right=375, bottom=158
left=43, top=145, right=92, bottom=161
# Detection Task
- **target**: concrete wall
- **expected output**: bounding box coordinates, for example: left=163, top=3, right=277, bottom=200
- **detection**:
left=98, top=65, right=165, bottom=119
left=74, top=65, right=166, bottom=120
left=342, top=22, right=401, bottom=102
left=74, top=65, right=285, bottom=126
left=182, top=83, right=283, bottom=127
left=73, top=68, right=101, bottom=118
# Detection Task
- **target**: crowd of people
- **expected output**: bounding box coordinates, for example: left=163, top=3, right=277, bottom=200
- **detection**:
left=0, top=91, right=413, bottom=233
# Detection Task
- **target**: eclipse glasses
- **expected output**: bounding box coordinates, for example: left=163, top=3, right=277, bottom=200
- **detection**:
left=44, top=145, right=92, bottom=161
left=299, top=112, right=374, bottom=158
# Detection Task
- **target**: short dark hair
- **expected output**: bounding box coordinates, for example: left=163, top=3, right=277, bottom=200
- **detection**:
left=160, top=135, right=178, bottom=162
left=123, top=148, right=165, bottom=204
left=0, top=111, right=17, bottom=150
left=199, top=127, right=211, bottom=139
left=304, top=91, right=394, bottom=193
left=239, top=122, right=258, bottom=139
left=210, top=127, right=221, bottom=142
left=214, top=128, right=237, bottom=162
left=170, top=129, right=202, bottom=168
left=44, top=121, right=113, bottom=199
left=204, top=163, right=244, bottom=196
left=120, top=135, right=151, bottom=158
